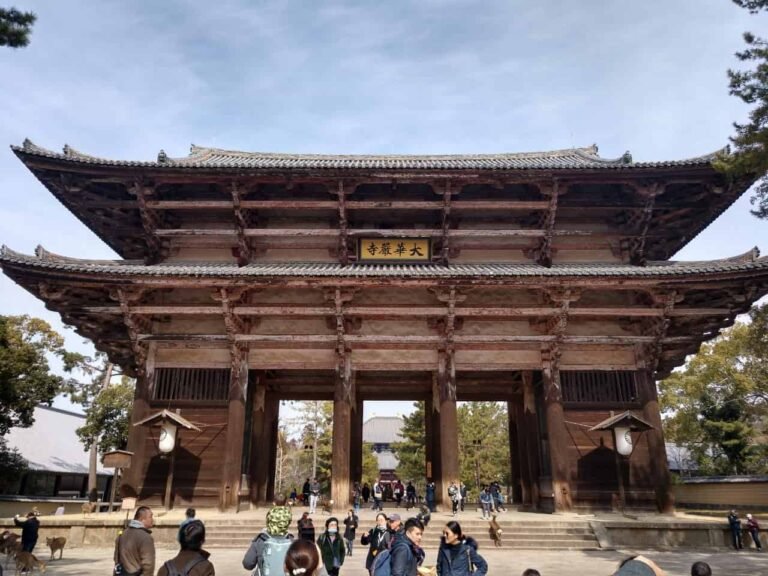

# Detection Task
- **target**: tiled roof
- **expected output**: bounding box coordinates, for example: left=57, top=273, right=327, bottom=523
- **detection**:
left=12, top=140, right=722, bottom=171
left=363, top=417, right=405, bottom=444
left=4, top=406, right=112, bottom=475
left=2, top=246, right=768, bottom=279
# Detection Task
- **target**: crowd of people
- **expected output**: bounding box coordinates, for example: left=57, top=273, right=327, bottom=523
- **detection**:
left=1, top=498, right=762, bottom=575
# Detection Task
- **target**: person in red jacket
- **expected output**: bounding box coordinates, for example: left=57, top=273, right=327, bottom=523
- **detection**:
left=746, top=513, right=763, bottom=551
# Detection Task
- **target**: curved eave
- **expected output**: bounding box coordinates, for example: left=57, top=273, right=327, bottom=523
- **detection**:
left=11, top=142, right=724, bottom=173
left=3, top=248, right=768, bottom=284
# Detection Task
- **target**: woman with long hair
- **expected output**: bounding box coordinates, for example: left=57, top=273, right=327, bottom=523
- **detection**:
left=436, top=521, right=487, bottom=576
left=360, top=512, right=391, bottom=572
left=284, top=538, right=328, bottom=576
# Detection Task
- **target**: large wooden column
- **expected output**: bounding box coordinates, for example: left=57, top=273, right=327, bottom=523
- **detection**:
left=350, top=398, right=364, bottom=486
left=331, top=364, right=354, bottom=511
left=249, top=374, right=269, bottom=505
left=507, top=399, right=522, bottom=505
left=542, top=349, right=573, bottom=512
left=424, top=397, right=436, bottom=482
left=123, top=368, right=151, bottom=498
left=266, top=395, right=280, bottom=502
left=520, top=371, right=540, bottom=508
left=221, top=347, right=248, bottom=510
left=437, top=352, right=460, bottom=509
left=639, top=370, right=674, bottom=513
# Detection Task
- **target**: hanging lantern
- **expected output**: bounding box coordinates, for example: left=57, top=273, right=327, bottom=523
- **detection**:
left=158, top=420, right=178, bottom=453
left=614, top=426, right=633, bottom=456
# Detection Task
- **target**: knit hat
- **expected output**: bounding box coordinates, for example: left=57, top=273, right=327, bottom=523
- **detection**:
left=266, top=506, right=292, bottom=535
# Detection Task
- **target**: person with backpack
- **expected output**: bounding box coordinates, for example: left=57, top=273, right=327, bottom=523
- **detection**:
left=242, top=505, right=293, bottom=575
left=436, top=521, right=487, bottom=576
left=361, top=512, right=391, bottom=573
left=158, top=520, right=215, bottom=576
left=317, top=517, right=345, bottom=576
left=372, top=479, right=384, bottom=511
left=387, top=517, right=425, bottom=576
left=343, top=509, right=358, bottom=557
left=114, top=506, right=155, bottom=576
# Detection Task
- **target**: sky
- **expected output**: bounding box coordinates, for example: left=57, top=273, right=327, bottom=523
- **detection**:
left=1, top=0, right=767, bottom=420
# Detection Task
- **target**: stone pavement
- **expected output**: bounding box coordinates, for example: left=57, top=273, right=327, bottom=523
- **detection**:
left=21, top=546, right=768, bottom=576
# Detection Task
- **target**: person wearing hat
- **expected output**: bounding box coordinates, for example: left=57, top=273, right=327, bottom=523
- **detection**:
left=389, top=513, right=404, bottom=538
left=746, top=513, right=762, bottom=550
left=612, top=555, right=666, bottom=576
left=242, top=504, right=293, bottom=573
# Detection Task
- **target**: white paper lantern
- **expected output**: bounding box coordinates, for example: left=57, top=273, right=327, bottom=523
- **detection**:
left=614, top=426, right=633, bottom=456
left=158, top=421, right=178, bottom=453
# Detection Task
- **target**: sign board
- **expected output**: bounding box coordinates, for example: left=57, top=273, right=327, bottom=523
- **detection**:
left=103, top=450, right=133, bottom=469
left=120, top=497, right=137, bottom=511
left=357, top=238, right=431, bottom=262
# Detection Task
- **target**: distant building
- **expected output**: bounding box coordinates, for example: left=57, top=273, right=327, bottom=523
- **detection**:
left=2, top=406, right=113, bottom=506
left=665, top=443, right=698, bottom=476
left=363, top=417, right=404, bottom=481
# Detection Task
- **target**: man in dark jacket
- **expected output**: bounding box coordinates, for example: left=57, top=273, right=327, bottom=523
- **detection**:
left=13, top=512, right=39, bottom=553
left=728, top=510, right=743, bottom=550
left=390, top=518, right=425, bottom=576
left=114, top=506, right=155, bottom=575
left=302, top=478, right=311, bottom=506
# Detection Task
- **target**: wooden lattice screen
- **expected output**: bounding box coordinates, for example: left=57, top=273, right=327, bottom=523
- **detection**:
left=561, top=370, right=639, bottom=405
left=153, top=368, right=230, bottom=402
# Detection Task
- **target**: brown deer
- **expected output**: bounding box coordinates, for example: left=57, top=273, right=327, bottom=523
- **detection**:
left=488, top=514, right=503, bottom=547
left=81, top=501, right=98, bottom=516
left=46, top=537, right=66, bottom=560
left=14, top=551, right=46, bottom=575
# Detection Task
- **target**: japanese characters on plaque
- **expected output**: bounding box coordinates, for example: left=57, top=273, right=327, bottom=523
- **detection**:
left=357, top=238, right=432, bottom=262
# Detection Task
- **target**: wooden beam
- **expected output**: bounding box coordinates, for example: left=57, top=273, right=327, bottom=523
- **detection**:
left=130, top=182, right=164, bottom=264
left=440, top=182, right=452, bottom=264
left=628, top=183, right=665, bottom=266
left=230, top=183, right=252, bottom=266
left=536, top=180, right=562, bottom=267
left=152, top=227, right=597, bottom=238
left=336, top=182, right=349, bottom=265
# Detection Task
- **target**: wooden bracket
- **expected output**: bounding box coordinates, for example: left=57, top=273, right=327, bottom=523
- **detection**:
left=129, top=181, right=165, bottom=264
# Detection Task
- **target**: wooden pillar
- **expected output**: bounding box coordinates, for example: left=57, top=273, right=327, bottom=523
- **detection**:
left=521, top=371, right=540, bottom=508
left=350, top=398, right=364, bottom=486
left=507, top=399, right=522, bottom=505
left=639, top=370, right=674, bottom=513
left=122, top=343, right=155, bottom=499
left=424, top=397, right=435, bottom=482
left=265, top=395, right=280, bottom=502
left=249, top=374, right=268, bottom=505
left=437, top=354, right=459, bottom=509
left=542, top=351, right=573, bottom=512
left=331, top=369, right=353, bottom=511
left=221, top=349, right=248, bottom=510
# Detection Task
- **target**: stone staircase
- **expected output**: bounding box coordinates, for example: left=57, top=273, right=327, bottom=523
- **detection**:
left=203, top=516, right=600, bottom=551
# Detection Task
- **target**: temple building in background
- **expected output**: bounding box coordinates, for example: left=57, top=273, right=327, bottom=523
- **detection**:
left=2, top=139, right=767, bottom=513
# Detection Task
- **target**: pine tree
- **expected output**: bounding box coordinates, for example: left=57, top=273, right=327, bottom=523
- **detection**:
left=0, top=8, right=36, bottom=48
left=391, top=402, right=426, bottom=482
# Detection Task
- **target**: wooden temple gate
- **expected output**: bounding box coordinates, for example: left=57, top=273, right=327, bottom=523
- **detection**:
left=2, top=140, right=768, bottom=513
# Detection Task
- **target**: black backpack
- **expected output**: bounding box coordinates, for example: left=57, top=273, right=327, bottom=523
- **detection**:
left=162, top=554, right=206, bottom=576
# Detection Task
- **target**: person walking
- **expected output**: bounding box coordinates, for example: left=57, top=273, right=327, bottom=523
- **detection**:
left=298, top=512, right=316, bottom=543
left=158, top=520, right=215, bottom=576
left=114, top=506, right=155, bottom=576
left=361, top=512, right=392, bottom=573
left=362, top=482, right=371, bottom=504
left=343, top=509, right=358, bottom=557
left=388, top=513, right=403, bottom=538
left=479, top=486, right=493, bottom=520
left=728, top=509, right=743, bottom=550
left=425, top=480, right=436, bottom=513
left=390, top=518, right=425, bottom=576
left=178, top=508, right=197, bottom=542
left=302, top=478, right=311, bottom=506
left=393, top=479, right=404, bottom=508
left=242, top=504, right=294, bottom=574
left=405, top=482, right=417, bottom=511
left=448, top=481, right=461, bottom=516
left=372, top=478, right=384, bottom=511
left=13, top=511, right=40, bottom=553
left=317, top=517, right=345, bottom=576
left=437, top=521, right=488, bottom=576
left=352, top=482, right=362, bottom=514
left=746, top=513, right=762, bottom=550
left=459, top=483, right=468, bottom=513
left=309, top=477, right=321, bottom=514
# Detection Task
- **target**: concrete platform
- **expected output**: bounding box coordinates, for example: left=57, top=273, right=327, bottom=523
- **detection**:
left=13, top=547, right=768, bottom=576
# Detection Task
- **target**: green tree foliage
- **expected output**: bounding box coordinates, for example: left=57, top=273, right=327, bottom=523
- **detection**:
left=717, top=0, right=768, bottom=218
left=0, top=436, right=27, bottom=493
left=0, top=315, right=84, bottom=435
left=75, top=377, right=135, bottom=456
left=0, top=7, right=36, bottom=48
left=361, top=442, right=380, bottom=485
left=458, top=402, right=510, bottom=491
left=289, top=401, right=334, bottom=491
left=391, top=402, right=426, bottom=482
left=659, top=304, right=768, bottom=474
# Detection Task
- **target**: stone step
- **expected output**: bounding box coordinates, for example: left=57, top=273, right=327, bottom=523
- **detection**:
left=203, top=538, right=600, bottom=551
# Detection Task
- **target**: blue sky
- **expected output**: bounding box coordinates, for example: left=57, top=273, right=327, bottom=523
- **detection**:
left=1, top=0, right=766, bottom=419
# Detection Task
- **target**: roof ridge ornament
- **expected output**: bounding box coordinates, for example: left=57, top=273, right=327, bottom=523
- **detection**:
left=22, top=138, right=35, bottom=151
left=63, top=144, right=73, bottom=157
left=157, top=149, right=168, bottom=164
left=621, top=151, right=633, bottom=164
